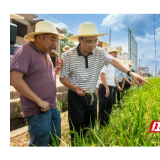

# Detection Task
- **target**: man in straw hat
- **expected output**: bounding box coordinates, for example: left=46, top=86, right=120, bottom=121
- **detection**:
left=96, top=38, right=109, bottom=48
left=98, top=46, right=122, bottom=127
left=59, top=22, right=149, bottom=144
left=61, top=45, right=71, bottom=59
left=10, top=21, right=67, bottom=146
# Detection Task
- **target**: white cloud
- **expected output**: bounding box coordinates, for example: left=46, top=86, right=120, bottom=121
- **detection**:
left=101, top=14, right=125, bottom=31
left=101, top=14, right=151, bottom=36
left=135, top=27, right=160, bottom=43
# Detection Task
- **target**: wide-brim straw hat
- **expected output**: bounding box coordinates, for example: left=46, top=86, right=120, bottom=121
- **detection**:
left=106, top=46, right=118, bottom=53
left=128, top=60, right=134, bottom=66
left=68, top=22, right=108, bottom=42
left=98, top=38, right=109, bottom=47
left=63, top=45, right=71, bottom=51
left=24, top=21, right=67, bottom=41
left=115, top=46, right=123, bottom=53
left=10, top=14, right=24, bottom=19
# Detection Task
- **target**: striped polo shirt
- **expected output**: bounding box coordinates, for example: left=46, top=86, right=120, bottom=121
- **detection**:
left=60, top=44, right=114, bottom=93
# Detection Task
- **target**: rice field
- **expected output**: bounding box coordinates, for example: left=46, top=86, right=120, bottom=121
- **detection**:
left=52, top=77, right=160, bottom=146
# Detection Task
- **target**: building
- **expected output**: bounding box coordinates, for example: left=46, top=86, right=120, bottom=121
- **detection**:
left=10, top=14, right=63, bottom=73
left=117, top=52, right=128, bottom=61
left=138, top=67, right=149, bottom=76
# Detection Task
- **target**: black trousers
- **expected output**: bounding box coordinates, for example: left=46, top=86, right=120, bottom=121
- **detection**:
left=68, top=89, right=97, bottom=145
left=124, top=79, right=131, bottom=90
left=113, top=86, right=117, bottom=105
left=117, top=82, right=124, bottom=104
left=98, top=84, right=113, bottom=127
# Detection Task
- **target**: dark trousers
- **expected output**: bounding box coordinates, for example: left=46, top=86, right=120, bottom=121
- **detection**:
left=68, top=89, right=97, bottom=145
left=98, top=84, right=113, bottom=127
left=124, top=79, right=131, bottom=90
left=117, top=81, right=122, bottom=103
left=113, top=86, right=117, bottom=105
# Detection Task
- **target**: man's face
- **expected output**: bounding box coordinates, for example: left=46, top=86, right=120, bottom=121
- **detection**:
left=65, top=47, right=70, bottom=51
left=39, top=33, right=58, bottom=52
left=109, top=51, right=117, bottom=58
left=78, top=36, right=98, bottom=53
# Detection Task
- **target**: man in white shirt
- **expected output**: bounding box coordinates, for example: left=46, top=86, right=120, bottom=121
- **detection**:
left=98, top=46, right=121, bottom=127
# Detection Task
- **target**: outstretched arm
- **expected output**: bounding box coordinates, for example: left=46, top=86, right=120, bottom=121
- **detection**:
left=123, top=76, right=134, bottom=87
left=114, top=76, right=122, bottom=92
left=110, top=58, right=149, bottom=86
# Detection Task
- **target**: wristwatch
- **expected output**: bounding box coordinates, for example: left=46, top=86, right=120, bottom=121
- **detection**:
left=127, top=69, right=132, bottom=76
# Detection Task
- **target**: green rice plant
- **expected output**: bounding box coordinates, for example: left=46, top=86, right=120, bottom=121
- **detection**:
left=61, top=78, right=160, bottom=146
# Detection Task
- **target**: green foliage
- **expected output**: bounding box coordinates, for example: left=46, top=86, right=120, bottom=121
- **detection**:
left=57, top=101, right=68, bottom=113
left=60, top=28, right=76, bottom=55
left=15, top=101, right=22, bottom=113
left=59, top=78, right=160, bottom=146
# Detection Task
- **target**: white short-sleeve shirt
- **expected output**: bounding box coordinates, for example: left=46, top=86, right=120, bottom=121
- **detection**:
left=99, top=64, right=115, bottom=86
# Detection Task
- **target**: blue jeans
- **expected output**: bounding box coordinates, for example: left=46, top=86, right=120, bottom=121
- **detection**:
left=27, top=108, right=61, bottom=147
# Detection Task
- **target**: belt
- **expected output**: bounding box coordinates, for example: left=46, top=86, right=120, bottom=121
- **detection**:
left=85, top=93, right=93, bottom=97
left=108, top=86, right=114, bottom=89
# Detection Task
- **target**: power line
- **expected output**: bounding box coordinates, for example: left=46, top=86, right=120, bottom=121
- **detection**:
left=35, top=14, right=78, bottom=34
left=36, top=14, right=67, bottom=29
left=48, top=14, right=78, bottom=31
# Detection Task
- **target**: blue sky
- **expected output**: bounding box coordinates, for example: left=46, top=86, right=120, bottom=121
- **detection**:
left=35, top=14, right=160, bottom=76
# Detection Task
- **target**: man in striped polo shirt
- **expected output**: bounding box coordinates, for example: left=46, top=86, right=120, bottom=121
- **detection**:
left=60, top=22, right=149, bottom=145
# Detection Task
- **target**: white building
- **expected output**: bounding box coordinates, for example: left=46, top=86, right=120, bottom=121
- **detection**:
left=117, top=52, right=128, bottom=61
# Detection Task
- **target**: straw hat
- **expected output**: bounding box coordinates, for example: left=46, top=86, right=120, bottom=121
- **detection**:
left=24, top=21, right=67, bottom=41
left=115, top=46, right=123, bottom=53
left=98, top=38, right=109, bottom=47
left=68, top=22, right=108, bottom=42
left=63, top=45, right=71, bottom=51
left=107, top=46, right=118, bottom=53
left=10, top=14, right=24, bottom=19
left=128, top=60, right=134, bottom=66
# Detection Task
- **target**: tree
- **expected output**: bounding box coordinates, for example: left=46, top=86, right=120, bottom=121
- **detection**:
left=60, top=29, right=76, bottom=55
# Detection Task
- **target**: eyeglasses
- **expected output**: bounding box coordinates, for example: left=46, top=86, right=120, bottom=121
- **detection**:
left=81, top=38, right=99, bottom=46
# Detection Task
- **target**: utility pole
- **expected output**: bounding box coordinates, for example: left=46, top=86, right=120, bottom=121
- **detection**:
left=109, top=29, right=111, bottom=46
left=155, top=64, right=157, bottom=77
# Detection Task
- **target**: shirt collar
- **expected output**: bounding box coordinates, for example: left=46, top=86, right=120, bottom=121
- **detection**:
left=29, top=41, right=47, bottom=54
left=77, top=43, right=93, bottom=56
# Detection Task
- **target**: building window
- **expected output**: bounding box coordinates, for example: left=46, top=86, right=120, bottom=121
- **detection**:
left=12, top=20, right=27, bottom=38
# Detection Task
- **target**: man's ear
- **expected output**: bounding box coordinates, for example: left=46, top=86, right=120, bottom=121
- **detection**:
left=78, top=37, right=82, bottom=43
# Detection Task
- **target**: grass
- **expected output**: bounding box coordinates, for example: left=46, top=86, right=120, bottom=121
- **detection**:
left=57, top=77, right=160, bottom=146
